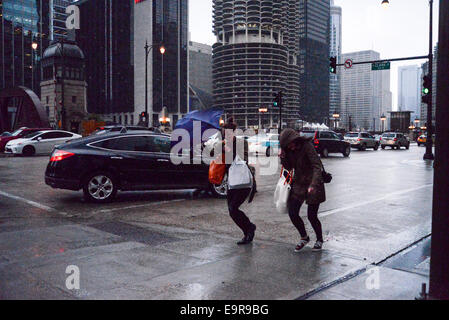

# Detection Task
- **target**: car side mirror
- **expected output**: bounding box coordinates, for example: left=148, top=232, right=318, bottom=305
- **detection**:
left=37, top=137, right=42, bottom=142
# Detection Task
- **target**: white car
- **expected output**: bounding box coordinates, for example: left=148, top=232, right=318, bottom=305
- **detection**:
left=4, top=130, right=82, bottom=156
left=248, top=133, right=280, bottom=157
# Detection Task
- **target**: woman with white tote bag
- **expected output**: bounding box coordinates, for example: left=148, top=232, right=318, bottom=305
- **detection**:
left=220, top=118, right=257, bottom=245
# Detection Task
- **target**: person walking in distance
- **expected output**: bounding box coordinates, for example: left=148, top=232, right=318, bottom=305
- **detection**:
left=221, top=118, right=257, bottom=245
left=279, top=128, right=326, bottom=251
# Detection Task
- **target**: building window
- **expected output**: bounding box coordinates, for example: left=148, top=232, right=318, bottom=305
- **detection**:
left=72, top=96, right=77, bottom=103
left=124, top=115, right=128, bottom=125
left=46, top=96, right=49, bottom=104
left=130, top=115, right=134, bottom=125
left=113, top=116, right=117, bottom=123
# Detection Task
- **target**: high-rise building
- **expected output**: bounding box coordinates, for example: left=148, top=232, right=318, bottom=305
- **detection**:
left=189, top=41, right=213, bottom=95
left=0, top=0, right=50, bottom=95
left=49, top=0, right=72, bottom=42
left=380, top=69, right=393, bottom=130
left=341, top=50, right=387, bottom=131
left=75, top=0, right=188, bottom=126
left=212, top=0, right=301, bottom=128
left=398, top=65, right=421, bottom=120
left=329, top=0, right=342, bottom=119
left=298, top=0, right=330, bottom=123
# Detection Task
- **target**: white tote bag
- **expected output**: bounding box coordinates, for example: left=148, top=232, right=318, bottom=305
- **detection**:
left=228, top=155, right=253, bottom=190
left=274, top=168, right=294, bottom=214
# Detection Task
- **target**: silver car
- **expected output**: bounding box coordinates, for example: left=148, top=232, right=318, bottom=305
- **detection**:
left=344, top=132, right=379, bottom=151
left=380, top=132, right=410, bottom=150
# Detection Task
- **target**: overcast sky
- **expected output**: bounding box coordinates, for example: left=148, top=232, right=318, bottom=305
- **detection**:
left=188, top=0, right=440, bottom=110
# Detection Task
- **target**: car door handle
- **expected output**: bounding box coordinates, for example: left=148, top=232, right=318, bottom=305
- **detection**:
left=110, top=156, right=123, bottom=160
left=157, top=159, right=170, bottom=162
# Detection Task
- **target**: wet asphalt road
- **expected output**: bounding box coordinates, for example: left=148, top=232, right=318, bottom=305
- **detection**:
left=0, top=144, right=433, bottom=299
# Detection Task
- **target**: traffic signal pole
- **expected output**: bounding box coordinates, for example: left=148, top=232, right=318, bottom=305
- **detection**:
left=423, top=0, right=434, bottom=160
left=428, top=0, right=449, bottom=300
left=278, top=91, right=282, bottom=135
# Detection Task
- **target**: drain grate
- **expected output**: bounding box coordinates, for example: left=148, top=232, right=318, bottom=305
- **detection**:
left=90, top=221, right=181, bottom=246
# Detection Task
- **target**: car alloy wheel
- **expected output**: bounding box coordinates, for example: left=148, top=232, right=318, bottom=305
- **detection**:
left=83, top=172, right=117, bottom=203
left=88, top=175, right=114, bottom=200
left=321, top=148, right=329, bottom=158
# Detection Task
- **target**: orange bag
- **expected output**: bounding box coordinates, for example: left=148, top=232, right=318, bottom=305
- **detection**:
left=209, top=155, right=226, bottom=185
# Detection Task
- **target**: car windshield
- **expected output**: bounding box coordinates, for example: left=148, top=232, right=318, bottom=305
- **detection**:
left=11, top=129, right=23, bottom=137
left=345, top=133, right=359, bottom=138
left=300, top=131, right=315, bottom=138
left=383, top=133, right=396, bottom=138
left=23, top=131, right=42, bottom=139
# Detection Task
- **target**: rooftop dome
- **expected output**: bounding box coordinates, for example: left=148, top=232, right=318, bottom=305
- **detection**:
left=42, top=40, right=85, bottom=60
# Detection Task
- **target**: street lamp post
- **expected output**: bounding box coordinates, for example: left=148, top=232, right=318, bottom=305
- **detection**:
left=31, top=42, right=38, bottom=94
left=144, top=41, right=165, bottom=127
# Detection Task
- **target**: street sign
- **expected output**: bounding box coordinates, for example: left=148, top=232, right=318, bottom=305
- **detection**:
left=372, top=62, right=391, bottom=71
left=344, top=59, right=353, bottom=69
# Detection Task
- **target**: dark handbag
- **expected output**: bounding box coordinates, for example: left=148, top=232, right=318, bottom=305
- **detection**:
left=321, top=162, right=332, bottom=184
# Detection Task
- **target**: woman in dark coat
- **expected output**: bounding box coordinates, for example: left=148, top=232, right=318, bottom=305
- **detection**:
left=279, top=128, right=326, bottom=251
left=221, top=118, right=257, bottom=245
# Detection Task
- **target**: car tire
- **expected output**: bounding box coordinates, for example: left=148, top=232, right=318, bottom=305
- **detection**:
left=209, top=173, right=228, bottom=198
left=83, top=172, right=118, bottom=203
left=22, top=145, right=35, bottom=157
left=360, top=144, right=367, bottom=151
left=381, top=145, right=386, bottom=150
left=373, top=143, right=379, bottom=151
left=406, top=144, right=410, bottom=150
left=266, top=147, right=272, bottom=157
left=342, top=146, right=351, bottom=157
left=417, top=143, right=420, bottom=147
left=321, top=148, right=329, bottom=158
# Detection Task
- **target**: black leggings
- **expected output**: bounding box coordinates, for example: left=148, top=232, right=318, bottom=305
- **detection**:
left=288, top=197, right=323, bottom=242
left=227, top=188, right=252, bottom=234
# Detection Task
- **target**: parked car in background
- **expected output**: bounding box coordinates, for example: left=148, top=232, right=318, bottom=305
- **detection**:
left=248, top=133, right=279, bottom=157
left=1, top=131, right=11, bottom=137
left=0, top=127, right=52, bottom=152
left=4, top=130, right=82, bottom=156
left=45, top=131, right=237, bottom=203
left=344, top=132, right=379, bottom=151
left=417, top=134, right=427, bottom=146
left=380, top=132, right=410, bottom=150
left=91, top=125, right=161, bottom=136
left=300, top=130, right=351, bottom=158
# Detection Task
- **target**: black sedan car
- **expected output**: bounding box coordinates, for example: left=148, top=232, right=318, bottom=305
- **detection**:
left=300, top=130, right=351, bottom=158
left=45, top=131, right=226, bottom=203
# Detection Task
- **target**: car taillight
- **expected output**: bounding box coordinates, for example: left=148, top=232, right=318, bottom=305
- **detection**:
left=394, top=138, right=398, bottom=142
left=357, top=138, right=361, bottom=141
left=380, top=137, right=382, bottom=141
left=50, top=150, right=75, bottom=162
left=314, top=139, right=319, bottom=145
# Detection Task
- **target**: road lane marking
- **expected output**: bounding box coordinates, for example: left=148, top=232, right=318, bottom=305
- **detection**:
left=0, top=190, right=70, bottom=216
left=319, top=184, right=433, bottom=218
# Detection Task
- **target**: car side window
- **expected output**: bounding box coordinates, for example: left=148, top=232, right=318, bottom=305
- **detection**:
left=330, top=133, right=340, bottom=140
left=148, top=136, right=171, bottom=153
left=320, top=132, right=331, bottom=139
left=40, top=132, right=59, bottom=140
left=111, top=136, right=148, bottom=152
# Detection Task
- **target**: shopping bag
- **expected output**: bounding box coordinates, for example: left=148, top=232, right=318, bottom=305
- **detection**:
left=228, top=155, right=253, bottom=190
left=274, top=167, right=293, bottom=214
left=208, top=155, right=226, bottom=185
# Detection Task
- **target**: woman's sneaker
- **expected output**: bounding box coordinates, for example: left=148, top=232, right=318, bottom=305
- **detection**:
left=312, top=241, right=323, bottom=251
left=294, top=237, right=310, bottom=252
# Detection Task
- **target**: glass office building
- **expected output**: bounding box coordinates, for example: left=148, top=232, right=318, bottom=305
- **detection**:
left=298, top=0, right=330, bottom=123
left=0, top=0, right=50, bottom=94
left=152, top=0, right=188, bottom=119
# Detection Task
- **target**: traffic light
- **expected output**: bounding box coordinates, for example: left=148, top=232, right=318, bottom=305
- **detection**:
left=329, top=56, right=337, bottom=74
left=140, top=112, right=148, bottom=123
left=273, top=91, right=282, bottom=108
left=422, top=75, right=431, bottom=104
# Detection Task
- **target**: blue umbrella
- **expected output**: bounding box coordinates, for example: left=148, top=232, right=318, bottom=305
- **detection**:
left=171, top=108, right=223, bottom=150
